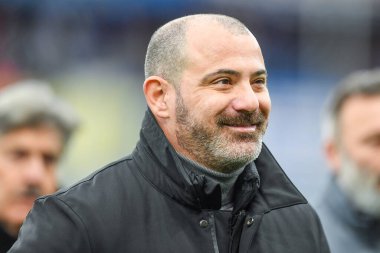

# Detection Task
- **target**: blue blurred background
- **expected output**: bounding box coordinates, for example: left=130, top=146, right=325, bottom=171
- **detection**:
left=1, top=0, right=379, bottom=202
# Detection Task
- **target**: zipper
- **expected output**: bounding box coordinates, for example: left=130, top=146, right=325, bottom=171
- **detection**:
left=208, top=212, right=220, bottom=253
left=228, top=210, right=246, bottom=253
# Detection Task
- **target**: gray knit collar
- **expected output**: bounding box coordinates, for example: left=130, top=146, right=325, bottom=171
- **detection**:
left=176, top=152, right=260, bottom=208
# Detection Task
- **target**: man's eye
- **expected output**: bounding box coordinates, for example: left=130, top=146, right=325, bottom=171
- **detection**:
left=8, top=150, right=27, bottom=161
left=365, top=137, right=380, bottom=147
left=44, top=154, right=58, bottom=167
left=253, top=78, right=266, bottom=85
left=213, top=78, right=231, bottom=85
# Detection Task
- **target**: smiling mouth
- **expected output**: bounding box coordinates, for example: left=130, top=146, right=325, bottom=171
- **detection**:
left=224, top=123, right=260, bottom=132
left=217, top=111, right=266, bottom=132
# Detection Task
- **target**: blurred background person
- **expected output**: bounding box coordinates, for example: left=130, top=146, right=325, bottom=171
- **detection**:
left=0, top=80, right=79, bottom=252
left=315, top=69, right=380, bottom=253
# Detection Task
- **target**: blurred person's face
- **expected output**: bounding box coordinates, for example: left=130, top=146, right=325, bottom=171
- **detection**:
left=336, top=95, right=380, bottom=217
left=0, top=126, right=62, bottom=236
left=162, top=21, right=271, bottom=173
left=338, top=149, right=380, bottom=217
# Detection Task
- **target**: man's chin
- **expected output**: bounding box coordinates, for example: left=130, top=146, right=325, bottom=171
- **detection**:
left=227, top=141, right=262, bottom=160
left=339, top=175, right=380, bottom=218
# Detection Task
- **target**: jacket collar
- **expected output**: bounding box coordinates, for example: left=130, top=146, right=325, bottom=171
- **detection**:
left=252, top=143, right=307, bottom=214
left=133, top=109, right=306, bottom=212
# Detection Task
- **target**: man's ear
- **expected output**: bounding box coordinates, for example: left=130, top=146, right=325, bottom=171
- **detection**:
left=143, top=76, right=172, bottom=119
left=323, top=139, right=341, bottom=173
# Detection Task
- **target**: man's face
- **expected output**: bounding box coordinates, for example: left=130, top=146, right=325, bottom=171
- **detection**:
left=337, top=95, right=380, bottom=216
left=167, top=22, right=271, bottom=173
left=0, top=126, right=62, bottom=235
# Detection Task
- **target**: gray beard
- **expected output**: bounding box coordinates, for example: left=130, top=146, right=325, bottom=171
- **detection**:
left=175, top=91, right=265, bottom=173
left=337, top=151, right=380, bottom=218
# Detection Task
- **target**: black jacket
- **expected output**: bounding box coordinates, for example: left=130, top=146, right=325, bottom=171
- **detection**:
left=9, top=110, right=330, bottom=253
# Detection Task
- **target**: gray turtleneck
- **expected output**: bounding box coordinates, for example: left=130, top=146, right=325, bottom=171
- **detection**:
left=177, top=153, right=259, bottom=210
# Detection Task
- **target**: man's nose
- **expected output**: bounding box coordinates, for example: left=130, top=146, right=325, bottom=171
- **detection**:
left=23, top=157, right=46, bottom=185
left=231, top=83, right=259, bottom=112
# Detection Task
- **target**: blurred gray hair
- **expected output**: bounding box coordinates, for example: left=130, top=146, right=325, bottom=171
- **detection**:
left=0, top=80, right=80, bottom=146
left=144, top=14, right=250, bottom=87
left=321, top=69, right=380, bottom=143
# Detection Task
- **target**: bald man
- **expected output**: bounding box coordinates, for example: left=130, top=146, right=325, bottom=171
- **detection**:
left=10, top=14, right=329, bottom=253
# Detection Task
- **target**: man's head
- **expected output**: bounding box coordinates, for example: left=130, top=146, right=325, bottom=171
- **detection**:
left=322, top=69, right=380, bottom=217
left=0, top=80, right=79, bottom=236
left=143, top=14, right=270, bottom=173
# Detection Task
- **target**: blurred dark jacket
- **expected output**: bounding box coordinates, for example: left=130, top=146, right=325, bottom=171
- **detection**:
left=9, top=110, right=330, bottom=253
left=0, top=225, right=15, bottom=253
left=316, top=179, right=380, bottom=253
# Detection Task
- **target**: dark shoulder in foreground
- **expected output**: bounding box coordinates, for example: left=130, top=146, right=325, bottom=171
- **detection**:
left=47, top=155, right=134, bottom=201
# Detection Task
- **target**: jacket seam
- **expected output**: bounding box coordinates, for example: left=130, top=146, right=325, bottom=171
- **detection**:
left=273, top=201, right=308, bottom=210
left=54, top=197, right=94, bottom=253
left=45, top=156, right=132, bottom=199
left=129, top=155, right=200, bottom=211
left=261, top=201, right=309, bottom=214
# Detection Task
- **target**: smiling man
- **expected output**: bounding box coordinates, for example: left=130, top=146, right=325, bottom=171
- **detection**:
left=152, top=19, right=270, bottom=175
left=10, top=14, right=329, bottom=253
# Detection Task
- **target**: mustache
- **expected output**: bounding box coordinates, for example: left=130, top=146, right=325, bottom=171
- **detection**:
left=16, top=186, right=43, bottom=199
left=216, top=111, right=266, bottom=126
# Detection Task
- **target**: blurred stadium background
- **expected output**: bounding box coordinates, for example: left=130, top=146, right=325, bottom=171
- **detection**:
left=1, top=0, right=379, bottom=202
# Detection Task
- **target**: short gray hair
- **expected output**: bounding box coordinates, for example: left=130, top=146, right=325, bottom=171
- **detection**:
left=144, top=14, right=250, bottom=87
left=0, top=80, right=80, bottom=146
left=322, top=68, right=380, bottom=143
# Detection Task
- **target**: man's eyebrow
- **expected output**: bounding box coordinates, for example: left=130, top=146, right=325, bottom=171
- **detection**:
left=201, top=69, right=268, bottom=83
left=252, top=69, right=268, bottom=78
left=201, top=69, right=241, bottom=83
